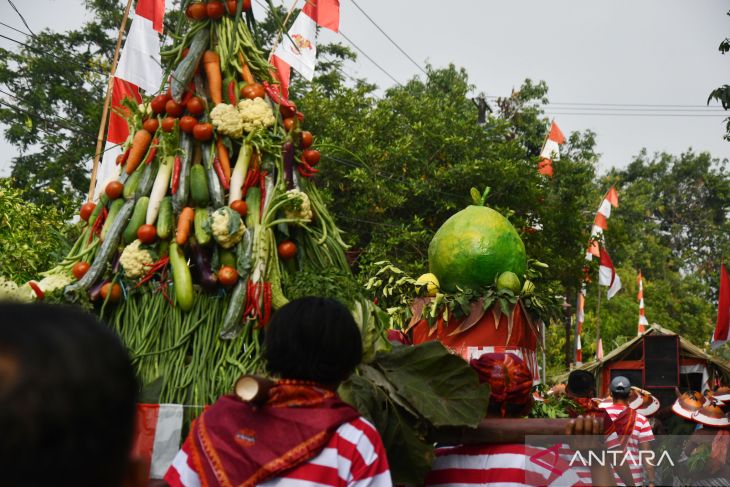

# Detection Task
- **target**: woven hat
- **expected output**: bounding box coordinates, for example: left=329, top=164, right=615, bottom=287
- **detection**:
left=692, top=402, right=730, bottom=428
left=671, top=391, right=704, bottom=421
left=597, top=396, right=613, bottom=408
left=633, top=389, right=660, bottom=417
left=712, top=386, right=730, bottom=405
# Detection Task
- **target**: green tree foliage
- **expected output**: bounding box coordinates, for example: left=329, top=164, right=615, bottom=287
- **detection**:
left=0, top=178, right=78, bottom=282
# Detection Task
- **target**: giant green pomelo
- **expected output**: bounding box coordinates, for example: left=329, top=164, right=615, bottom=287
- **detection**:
left=428, top=205, right=527, bottom=292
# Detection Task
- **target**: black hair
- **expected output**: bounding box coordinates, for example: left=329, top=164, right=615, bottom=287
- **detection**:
left=567, top=370, right=596, bottom=397
left=0, top=303, right=137, bottom=487
left=263, top=297, right=363, bottom=385
left=612, top=390, right=631, bottom=400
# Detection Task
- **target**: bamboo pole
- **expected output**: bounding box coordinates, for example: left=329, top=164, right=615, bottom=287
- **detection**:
left=596, top=281, right=602, bottom=360
left=86, top=0, right=134, bottom=202
left=268, top=0, right=301, bottom=61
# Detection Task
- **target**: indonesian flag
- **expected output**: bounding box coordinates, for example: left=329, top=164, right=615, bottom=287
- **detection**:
left=132, top=404, right=183, bottom=479
left=598, top=248, right=622, bottom=299
left=94, top=0, right=165, bottom=199
left=537, top=121, right=565, bottom=177
left=637, top=272, right=649, bottom=335
left=712, top=263, right=730, bottom=349
left=586, top=187, right=619, bottom=260
left=271, top=0, right=340, bottom=99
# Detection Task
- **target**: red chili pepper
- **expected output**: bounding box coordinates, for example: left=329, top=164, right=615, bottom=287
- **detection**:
left=89, top=207, right=108, bottom=242
left=28, top=281, right=45, bottom=300
left=262, top=282, right=272, bottom=326
left=145, top=139, right=158, bottom=164
left=171, top=155, right=182, bottom=195
left=213, top=157, right=230, bottom=190
left=227, top=80, right=237, bottom=105
left=242, top=168, right=259, bottom=194
left=134, top=257, right=170, bottom=288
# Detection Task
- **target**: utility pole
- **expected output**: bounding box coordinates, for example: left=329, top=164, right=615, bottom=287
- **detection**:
left=472, top=96, right=492, bottom=125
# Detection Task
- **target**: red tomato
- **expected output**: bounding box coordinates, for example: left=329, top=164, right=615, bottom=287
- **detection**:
left=226, top=0, right=237, bottom=14
left=161, top=116, right=177, bottom=133
left=179, top=115, right=197, bottom=134
left=150, top=95, right=168, bottom=114
left=72, top=261, right=91, bottom=280
left=142, top=118, right=159, bottom=133
left=244, top=0, right=251, bottom=10
left=230, top=199, right=248, bottom=216
left=302, top=149, right=320, bottom=166
left=186, top=2, right=207, bottom=20
left=206, top=1, right=225, bottom=19
left=280, top=103, right=297, bottom=118
left=137, top=224, right=157, bottom=244
left=277, top=240, right=297, bottom=261
left=105, top=181, right=124, bottom=200
left=218, top=266, right=239, bottom=287
left=283, top=117, right=296, bottom=132
left=240, top=83, right=266, bottom=100
left=193, top=123, right=214, bottom=141
left=100, top=282, right=122, bottom=302
left=165, top=99, right=185, bottom=117
left=186, top=96, right=205, bottom=116
left=79, top=201, right=96, bottom=221
left=299, top=131, right=313, bottom=149
left=296, top=111, right=305, bottom=123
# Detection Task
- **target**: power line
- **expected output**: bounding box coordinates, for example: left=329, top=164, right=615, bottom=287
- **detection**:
left=0, top=97, right=97, bottom=138
left=348, top=0, right=428, bottom=77
left=0, top=20, right=29, bottom=38
left=6, top=0, right=34, bottom=36
left=337, top=30, right=403, bottom=87
left=544, top=111, right=728, bottom=118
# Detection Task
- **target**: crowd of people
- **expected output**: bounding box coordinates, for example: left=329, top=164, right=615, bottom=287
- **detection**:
left=1, top=300, right=729, bottom=486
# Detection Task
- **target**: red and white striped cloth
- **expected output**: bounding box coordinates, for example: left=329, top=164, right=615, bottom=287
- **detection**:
left=575, top=287, right=586, bottom=364
left=164, top=417, right=392, bottom=487
left=425, top=443, right=586, bottom=487
left=537, top=121, right=565, bottom=177
left=271, top=0, right=340, bottom=99
left=94, top=0, right=165, bottom=199
left=600, top=403, right=655, bottom=486
left=586, top=187, right=619, bottom=260
left=132, top=403, right=184, bottom=479
left=637, top=272, right=648, bottom=335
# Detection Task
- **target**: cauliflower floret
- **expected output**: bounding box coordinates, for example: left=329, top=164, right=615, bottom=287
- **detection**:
left=36, top=273, right=74, bottom=294
left=0, top=277, right=32, bottom=302
left=284, top=189, right=313, bottom=222
left=120, top=240, right=155, bottom=278
left=237, top=98, right=275, bottom=133
left=211, top=103, right=244, bottom=138
left=210, top=207, right=245, bottom=248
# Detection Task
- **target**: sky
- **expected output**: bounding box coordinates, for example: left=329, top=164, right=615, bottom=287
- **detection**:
left=1, top=0, right=729, bottom=177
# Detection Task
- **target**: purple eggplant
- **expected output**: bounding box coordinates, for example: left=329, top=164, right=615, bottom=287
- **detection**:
left=189, top=237, right=218, bottom=291
left=283, top=140, right=295, bottom=190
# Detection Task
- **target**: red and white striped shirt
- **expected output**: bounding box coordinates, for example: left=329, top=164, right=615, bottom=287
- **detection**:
left=601, top=403, right=654, bottom=486
left=425, top=443, right=587, bottom=487
left=164, top=417, right=391, bottom=487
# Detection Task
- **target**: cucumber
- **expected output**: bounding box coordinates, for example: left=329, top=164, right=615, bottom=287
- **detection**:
left=123, top=196, right=149, bottom=244
left=221, top=228, right=255, bottom=339
left=194, top=208, right=212, bottom=246
left=123, top=170, right=143, bottom=199
left=173, top=133, right=194, bottom=215
left=190, top=164, right=210, bottom=207
left=171, top=28, right=209, bottom=102
left=65, top=199, right=135, bottom=297
left=201, top=142, right=225, bottom=208
left=169, top=242, right=194, bottom=311
left=156, top=197, right=173, bottom=240
left=100, top=199, right=125, bottom=241
left=135, top=157, right=159, bottom=199
left=220, top=249, right=236, bottom=268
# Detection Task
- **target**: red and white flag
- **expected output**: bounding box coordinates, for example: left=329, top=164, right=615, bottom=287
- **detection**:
left=586, top=187, right=619, bottom=259
left=598, top=247, right=622, bottom=299
left=712, top=263, right=730, bottom=349
left=132, top=404, right=183, bottom=479
left=537, top=121, right=565, bottom=177
left=637, top=272, right=649, bottom=335
left=575, top=287, right=585, bottom=364
left=271, top=0, right=340, bottom=99
left=94, top=0, right=165, bottom=199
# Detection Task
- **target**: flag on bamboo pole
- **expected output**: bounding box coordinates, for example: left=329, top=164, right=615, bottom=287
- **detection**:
left=537, top=121, right=565, bottom=177
left=599, top=247, right=622, bottom=299
left=712, top=263, right=730, bottom=349
left=586, top=187, right=619, bottom=259
left=637, top=271, right=648, bottom=335
left=271, top=0, right=340, bottom=99
left=94, top=0, right=165, bottom=199
left=575, top=287, right=585, bottom=364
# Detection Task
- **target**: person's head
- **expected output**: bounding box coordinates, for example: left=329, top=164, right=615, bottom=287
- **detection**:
left=263, top=297, right=363, bottom=386
left=610, top=375, right=632, bottom=403
left=0, top=303, right=139, bottom=487
left=470, top=353, right=533, bottom=418
left=566, top=370, right=596, bottom=398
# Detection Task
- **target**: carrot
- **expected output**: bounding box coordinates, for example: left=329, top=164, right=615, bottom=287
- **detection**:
left=216, top=137, right=232, bottom=180
left=203, top=51, right=223, bottom=105
left=176, top=207, right=195, bottom=245
left=238, top=52, right=255, bottom=85
left=125, top=129, right=153, bottom=175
